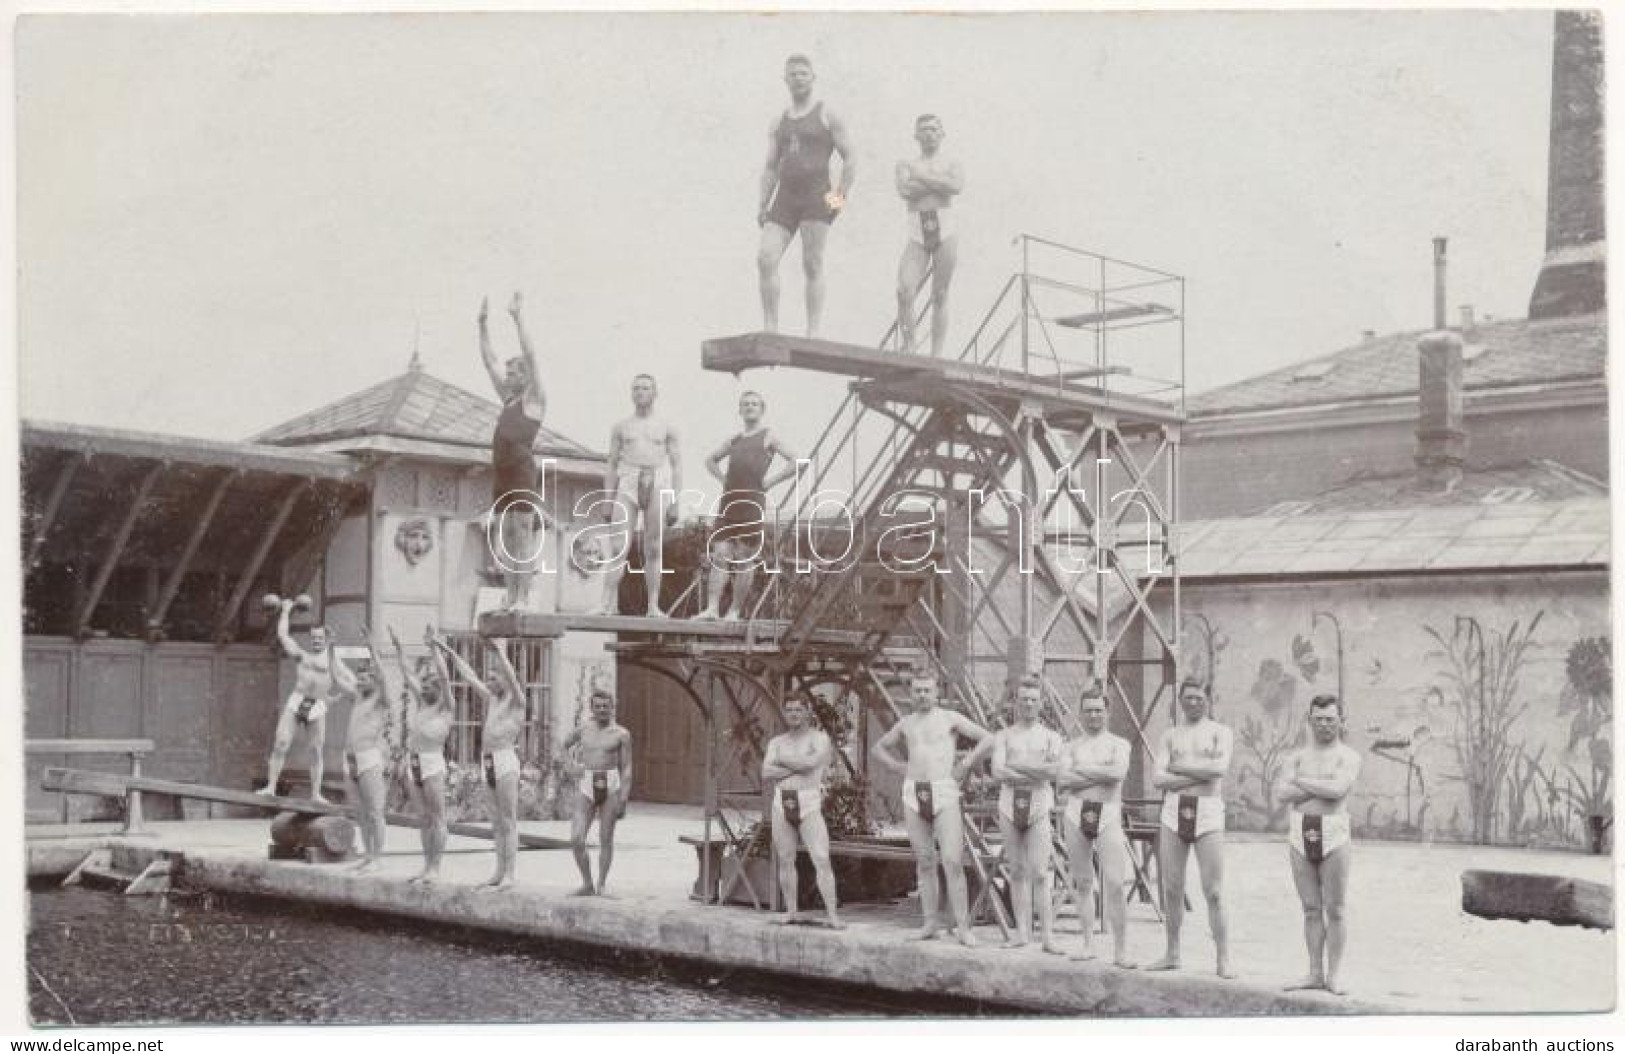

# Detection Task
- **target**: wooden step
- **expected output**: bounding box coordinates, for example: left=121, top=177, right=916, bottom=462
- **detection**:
left=1461, top=869, right=1613, bottom=930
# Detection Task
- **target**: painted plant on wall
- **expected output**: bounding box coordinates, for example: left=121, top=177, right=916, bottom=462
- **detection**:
left=1424, top=612, right=1544, bottom=845
left=1233, top=656, right=1306, bottom=831
left=1558, top=635, right=1612, bottom=849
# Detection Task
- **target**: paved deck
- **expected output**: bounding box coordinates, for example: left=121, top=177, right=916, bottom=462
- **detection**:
left=28, top=805, right=1615, bottom=1016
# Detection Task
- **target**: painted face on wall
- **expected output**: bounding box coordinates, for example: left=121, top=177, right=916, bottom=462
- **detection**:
left=395, top=519, right=435, bottom=566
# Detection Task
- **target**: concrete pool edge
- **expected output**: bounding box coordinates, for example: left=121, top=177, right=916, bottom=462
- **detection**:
left=82, top=842, right=1376, bottom=1018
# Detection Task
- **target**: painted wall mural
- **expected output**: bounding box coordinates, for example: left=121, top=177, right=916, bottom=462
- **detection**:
left=1171, top=575, right=1611, bottom=852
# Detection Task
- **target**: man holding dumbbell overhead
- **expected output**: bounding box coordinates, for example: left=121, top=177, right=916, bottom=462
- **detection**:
left=255, top=594, right=334, bottom=802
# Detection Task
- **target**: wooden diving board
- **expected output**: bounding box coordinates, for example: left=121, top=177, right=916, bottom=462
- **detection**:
left=1461, top=869, right=1613, bottom=930
left=42, top=767, right=571, bottom=851
left=1055, top=303, right=1174, bottom=328
left=702, top=331, right=1183, bottom=427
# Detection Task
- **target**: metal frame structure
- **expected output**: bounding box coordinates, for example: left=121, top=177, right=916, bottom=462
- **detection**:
left=482, top=235, right=1186, bottom=919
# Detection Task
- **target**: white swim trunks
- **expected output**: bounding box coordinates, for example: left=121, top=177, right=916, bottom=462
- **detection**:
left=346, top=747, right=385, bottom=779
left=772, top=786, right=823, bottom=828
left=1161, top=794, right=1226, bottom=843
left=1288, top=811, right=1351, bottom=864
left=286, top=694, right=328, bottom=726
left=614, top=464, right=675, bottom=516
left=409, top=751, right=447, bottom=786
left=1064, top=796, right=1126, bottom=842
left=902, top=778, right=960, bottom=821
left=482, top=747, right=521, bottom=787
left=997, top=782, right=1056, bottom=831
left=580, top=768, right=622, bottom=805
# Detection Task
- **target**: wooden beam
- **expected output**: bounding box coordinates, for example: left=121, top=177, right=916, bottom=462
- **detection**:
left=41, top=766, right=571, bottom=849
left=214, top=481, right=308, bottom=643
left=147, top=469, right=238, bottom=638
left=26, top=452, right=84, bottom=570
left=74, top=462, right=164, bottom=638
left=26, top=738, right=155, bottom=755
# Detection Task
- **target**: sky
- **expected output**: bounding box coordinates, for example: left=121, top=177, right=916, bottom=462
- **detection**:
left=16, top=10, right=1557, bottom=506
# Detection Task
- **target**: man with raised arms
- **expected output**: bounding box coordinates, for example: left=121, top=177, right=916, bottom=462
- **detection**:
left=391, top=627, right=456, bottom=884
left=757, top=53, right=856, bottom=337
left=1147, top=679, right=1236, bottom=978
left=871, top=674, right=992, bottom=947
left=989, top=676, right=1064, bottom=953
left=696, top=390, right=801, bottom=621
left=1278, top=694, right=1362, bottom=995
left=591, top=374, right=681, bottom=618
left=256, top=598, right=334, bottom=802
left=1057, top=684, right=1134, bottom=968
left=439, top=638, right=528, bottom=889
left=337, top=631, right=391, bottom=875
left=561, top=688, right=633, bottom=895
left=760, top=695, right=844, bottom=929
left=895, top=114, right=964, bottom=357
left=479, top=292, right=548, bottom=612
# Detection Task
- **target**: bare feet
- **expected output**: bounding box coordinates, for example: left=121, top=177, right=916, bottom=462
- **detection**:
left=1041, top=941, right=1065, bottom=956
left=721, top=610, right=742, bottom=622
left=569, top=883, right=596, bottom=896
left=694, top=608, right=720, bottom=621
left=824, top=916, right=847, bottom=931
left=310, top=794, right=329, bottom=805
left=771, top=914, right=802, bottom=926
left=1002, top=937, right=1029, bottom=950
left=911, top=926, right=941, bottom=942
left=354, top=860, right=379, bottom=876
left=1071, top=947, right=1098, bottom=963
left=1325, top=979, right=1348, bottom=996
left=1284, top=976, right=1326, bottom=992
left=1113, top=956, right=1137, bottom=970
left=646, top=607, right=666, bottom=620
left=1216, top=960, right=1238, bottom=980
left=1144, top=955, right=1180, bottom=972
left=957, top=928, right=979, bottom=948
left=254, top=785, right=276, bottom=797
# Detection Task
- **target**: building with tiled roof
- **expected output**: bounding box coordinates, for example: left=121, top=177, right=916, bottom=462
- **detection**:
left=253, top=355, right=602, bottom=477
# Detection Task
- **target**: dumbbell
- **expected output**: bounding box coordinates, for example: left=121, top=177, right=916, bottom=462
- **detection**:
left=261, top=593, right=314, bottom=612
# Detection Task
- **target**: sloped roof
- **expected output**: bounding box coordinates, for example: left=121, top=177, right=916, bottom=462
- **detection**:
left=1177, top=460, right=1609, bottom=578
left=1187, top=312, right=1606, bottom=417
left=252, top=365, right=596, bottom=457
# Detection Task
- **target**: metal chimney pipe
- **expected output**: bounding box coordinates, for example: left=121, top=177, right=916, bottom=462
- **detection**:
left=1432, top=237, right=1448, bottom=330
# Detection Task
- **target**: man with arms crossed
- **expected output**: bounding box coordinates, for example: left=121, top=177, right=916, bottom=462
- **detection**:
left=757, top=53, right=856, bottom=337
left=256, top=598, right=334, bottom=802
left=696, top=390, right=800, bottom=621
left=1278, top=694, right=1361, bottom=995
left=760, top=695, right=845, bottom=929
left=337, top=632, right=390, bottom=875
left=872, top=674, right=992, bottom=947
left=479, top=293, right=548, bottom=612
left=562, top=689, right=633, bottom=896
left=989, top=677, right=1064, bottom=953
left=1147, top=679, right=1236, bottom=978
left=895, top=114, right=964, bottom=357
left=592, top=374, right=681, bottom=618
left=1057, top=684, right=1135, bottom=968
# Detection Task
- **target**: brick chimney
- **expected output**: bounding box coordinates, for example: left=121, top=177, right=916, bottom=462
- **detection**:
left=1417, top=238, right=1466, bottom=492
left=1528, top=10, right=1606, bottom=319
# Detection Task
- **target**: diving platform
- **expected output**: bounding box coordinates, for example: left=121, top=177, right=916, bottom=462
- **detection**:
left=476, top=611, right=896, bottom=657
left=701, top=331, right=1184, bottom=427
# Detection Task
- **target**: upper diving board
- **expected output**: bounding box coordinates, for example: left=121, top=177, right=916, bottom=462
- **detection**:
left=701, top=331, right=1183, bottom=427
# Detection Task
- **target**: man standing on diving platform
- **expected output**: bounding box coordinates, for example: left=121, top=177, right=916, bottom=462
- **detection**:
left=480, top=292, right=548, bottom=613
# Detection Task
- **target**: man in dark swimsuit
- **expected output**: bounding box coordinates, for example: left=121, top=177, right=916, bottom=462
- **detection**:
left=757, top=54, right=856, bottom=338
left=479, top=292, right=548, bottom=611
left=696, top=391, right=800, bottom=620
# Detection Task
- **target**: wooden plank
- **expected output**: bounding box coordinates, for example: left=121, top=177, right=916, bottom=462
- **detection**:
left=27, top=738, right=155, bottom=755
left=26, top=452, right=83, bottom=570
left=1462, top=869, right=1613, bottom=930
left=41, top=766, right=571, bottom=850
left=215, top=481, right=308, bottom=642
left=26, top=822, right=126, bottom=839
left=74, top=462, right=165, bottom=638
left=148, top=469, right=238, bottom=636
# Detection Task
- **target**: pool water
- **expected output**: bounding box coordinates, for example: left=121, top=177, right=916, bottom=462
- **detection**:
left=27, top=886, right=1023, bottom=1025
